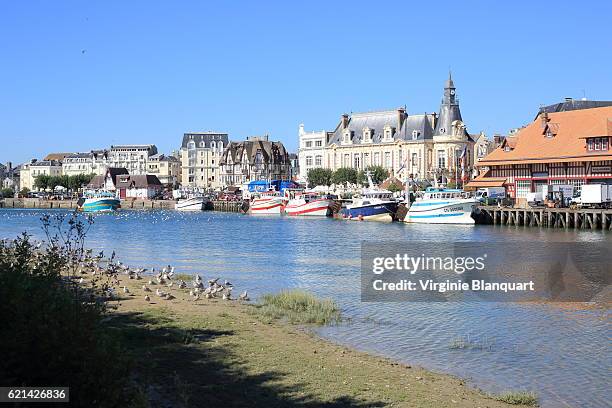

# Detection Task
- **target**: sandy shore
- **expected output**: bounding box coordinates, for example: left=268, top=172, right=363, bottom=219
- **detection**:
left=110, top=276, right=534, bottom=408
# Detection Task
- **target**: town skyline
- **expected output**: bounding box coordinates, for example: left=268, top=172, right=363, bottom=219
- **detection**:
left=2, top=1, right=612, bottom=164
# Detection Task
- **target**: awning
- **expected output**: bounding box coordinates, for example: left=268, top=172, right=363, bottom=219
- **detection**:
left=464, top=177, right=507, bottom=190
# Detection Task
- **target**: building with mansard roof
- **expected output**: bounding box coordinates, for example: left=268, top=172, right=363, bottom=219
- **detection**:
left=180, top=132, right=228, bottom=189
left=302, top=74, right=475, bottom=184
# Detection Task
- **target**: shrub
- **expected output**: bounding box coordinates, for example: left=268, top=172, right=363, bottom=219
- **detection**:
left=493, top=391, right=538, bottom=406
left=0, top=213, right=142, bottom=407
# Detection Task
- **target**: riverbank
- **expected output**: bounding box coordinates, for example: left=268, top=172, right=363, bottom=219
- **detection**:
left=112, top=276, right=535, bottom=407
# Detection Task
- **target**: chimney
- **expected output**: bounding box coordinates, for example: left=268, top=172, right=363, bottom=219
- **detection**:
left=493, top=134, right=502, bottom=145
left=299, top=124, right=305, bottom=136
left=540, top=110, right=550, bottom=128
left=564, top=97, right=573, bottom=102
left=341, top=113, right=349, bottom=129
left=397, top=107, right=406, bottom=129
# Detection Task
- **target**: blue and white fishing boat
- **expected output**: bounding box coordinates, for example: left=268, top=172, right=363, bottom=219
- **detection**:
left=403, top=187, right=478, bottom=224
left=78, top=192, right=121, bottom=213
left=341, top=173, right=398, bottom=221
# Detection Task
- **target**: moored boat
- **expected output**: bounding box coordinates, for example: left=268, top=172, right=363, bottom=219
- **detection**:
left=249, top=191, right=284, bottom=215
left=283, top=191, right=335, bottom=216
left=340, top=173, right=398, bottom=221
left=402, top=187, right=479, bottom=224
left=175, top=196, right=208, bottom=211
left=78, top=192, right=121, bottom=213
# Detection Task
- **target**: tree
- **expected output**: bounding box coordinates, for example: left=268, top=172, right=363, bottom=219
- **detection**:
left=307, top=168, right=333, bottom=188
left=387, top=183, right=403, bottom=193
left=357, top=166, right=389, bottom=186
left=332, top=167, right=358, bottom=188
left=19, top=188, right=30, bottom=197
left=34, top=175, right=50, bottom=191
left=0, top=188, right=14, bottom=198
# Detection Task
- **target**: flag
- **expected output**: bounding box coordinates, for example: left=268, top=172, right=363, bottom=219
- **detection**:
left=459, top=146, right=468, bottom=181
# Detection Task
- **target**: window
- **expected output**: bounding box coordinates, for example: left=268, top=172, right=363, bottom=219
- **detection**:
left=383, top=125, right=393, bottom=141
left=364, top=153, right=370, bottom=166
left=362, top=128, right=372, bottom=143
left=315, top=140, right=322, bottom=147
left=305, top=156, right=313, bottom=166
left=437, top=150, right=446, bottom=169
left=374, top=152, right=380, bottom=166
left=343, top=154, right=350, bottom=167
left=384, top=152, right=392, bottom=168
left=411, top=152, right=418, bottom=169
left=412, top=130, right=419, bottom=140
left=354, top=154, right=361, bottom=169
left=315, top=155, right=322, bottom=166
left=305, top=141, right=312, bottom=148
left=603, top=138, right=610, bottom=151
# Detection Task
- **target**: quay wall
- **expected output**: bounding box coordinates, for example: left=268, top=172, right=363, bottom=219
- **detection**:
left=0, top=198, right=174, bottom=210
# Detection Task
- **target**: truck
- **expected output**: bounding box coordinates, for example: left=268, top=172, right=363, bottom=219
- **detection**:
left=573, top=184, right=612, bottom=208
left=475, top=187, right=506, bottom=205
left=526, top=191, right=545, bottom=207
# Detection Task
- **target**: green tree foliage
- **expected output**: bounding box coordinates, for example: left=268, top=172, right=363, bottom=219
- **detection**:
left=34, top=174, right=95, bottom=191
left=357, top=166, right=389, bottom=186
left=307, top=168, right=334, bottom=188
left=19, top=187, right=30, bottom=197
left=332, top=167, right=358, bottom=188
left=387, top=183, right=403, bottom=193
left=0, top=187, right=14, bottom=198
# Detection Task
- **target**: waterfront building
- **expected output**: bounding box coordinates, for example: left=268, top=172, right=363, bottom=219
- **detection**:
left=147, top=154, right=181, bottom=187
left=87, top=167, right=130, bottom=192
left=322, top=74, right=475, bottom=184
left=474, top=102, right=612, bottom=201
left=19, top=159, right=62, bottom=191
left=115, top=174, right=163, bottom=199
left=219, top=135, right=291, bottom=187
left=62, top=150, right=110, bottom=177
left=297, top=125, right=328, bottom=183
left=43, top=153, right=73, bottom=163
left=107, top=145, right=158, bottom=175
left=2, top=163, right=20, bottom=190
left=179, top=132, right=228, bottom=189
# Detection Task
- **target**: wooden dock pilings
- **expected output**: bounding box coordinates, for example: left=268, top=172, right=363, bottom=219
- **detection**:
left=210, top=200, right=243, bottom=213
left=478, top=206, right=612, bottom=230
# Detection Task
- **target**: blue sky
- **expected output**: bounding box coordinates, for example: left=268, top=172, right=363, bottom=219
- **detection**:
left=1, top=0, right=611, bottom=164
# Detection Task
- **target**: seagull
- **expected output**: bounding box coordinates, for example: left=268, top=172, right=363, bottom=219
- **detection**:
left=222, top=293, right=230, bottom=300
left=189, top=290, right=194, bottom=297
left=142, top=285, right=152, bottom=292
left=239, top=291, right=249, bottom=301
left=156, top=288, right=165, bottom=297
left=167, top=281, right=173, bottom=288
left=148, top=279, right=156, bottom=285
left=224, top=280, right=233, bottom=287
left=144, top=295, right=151, bottom=302
left=165, top=293, right=175, bottom=300
left=208, top=277, right=219, bottom=285
left=79, top=277, right=84, bottom=284
left=178, top=280, right=186, bottom=289
left=193, top=293, right=200, bottom=301
left=123, top=286, right=130, bottom=294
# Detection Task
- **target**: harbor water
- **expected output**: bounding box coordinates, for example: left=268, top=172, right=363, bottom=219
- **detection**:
left=0, top=209, right=609, bottom=408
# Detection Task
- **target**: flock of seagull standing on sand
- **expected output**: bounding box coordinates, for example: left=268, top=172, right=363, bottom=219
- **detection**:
left=76, top=250, right=250, bottom=304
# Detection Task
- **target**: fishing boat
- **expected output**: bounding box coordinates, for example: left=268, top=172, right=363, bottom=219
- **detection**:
left=175, top=195, right=208, bottom=211
left=283, top=191, right=335, bottom=216
left=402, top=187, right=479, bottom=224
left=341, top=173, right=398, bottom=221
left=77, top=192, right=121, bottom=213
left=248, top=190, right=284, bottom=215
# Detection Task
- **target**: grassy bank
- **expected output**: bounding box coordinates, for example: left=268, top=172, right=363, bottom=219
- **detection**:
left=113, top=276, right=537, bottom=408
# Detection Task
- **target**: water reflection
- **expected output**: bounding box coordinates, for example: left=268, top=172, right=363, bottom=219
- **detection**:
left=0, top=209, right=609, bottom=408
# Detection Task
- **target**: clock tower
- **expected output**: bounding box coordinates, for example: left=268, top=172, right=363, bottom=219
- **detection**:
left=433, top=71, right=465, bottom=137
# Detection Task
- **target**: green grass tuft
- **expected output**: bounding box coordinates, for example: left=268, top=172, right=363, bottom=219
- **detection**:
left=173, top=273, right=192, bottom=281
left=492, top=391, right=538, bottom=406
left=252, top=290, right=341, bottom=325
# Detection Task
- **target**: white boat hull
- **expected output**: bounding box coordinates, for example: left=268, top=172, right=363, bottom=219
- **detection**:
left=249, top=197, right=284, bottom=215
left=404, top=199, right=478, bottom=224
left=175, top=197, right=207, bottom=211
left=284, top=198, right=333, bottom=216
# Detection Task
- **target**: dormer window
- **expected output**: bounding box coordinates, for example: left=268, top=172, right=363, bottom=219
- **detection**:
left=383, top=125, right=394, bottom=141
left=412, top=130, right=419, bottom=140
left=342, top=129, right=352, bottom=145
left=362, top=127, right=373, bottom=143
left=587, top=137, right=609, bottom=151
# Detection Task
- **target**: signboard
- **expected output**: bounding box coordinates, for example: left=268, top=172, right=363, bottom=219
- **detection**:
left=591, top=166, right=612, bottom=174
